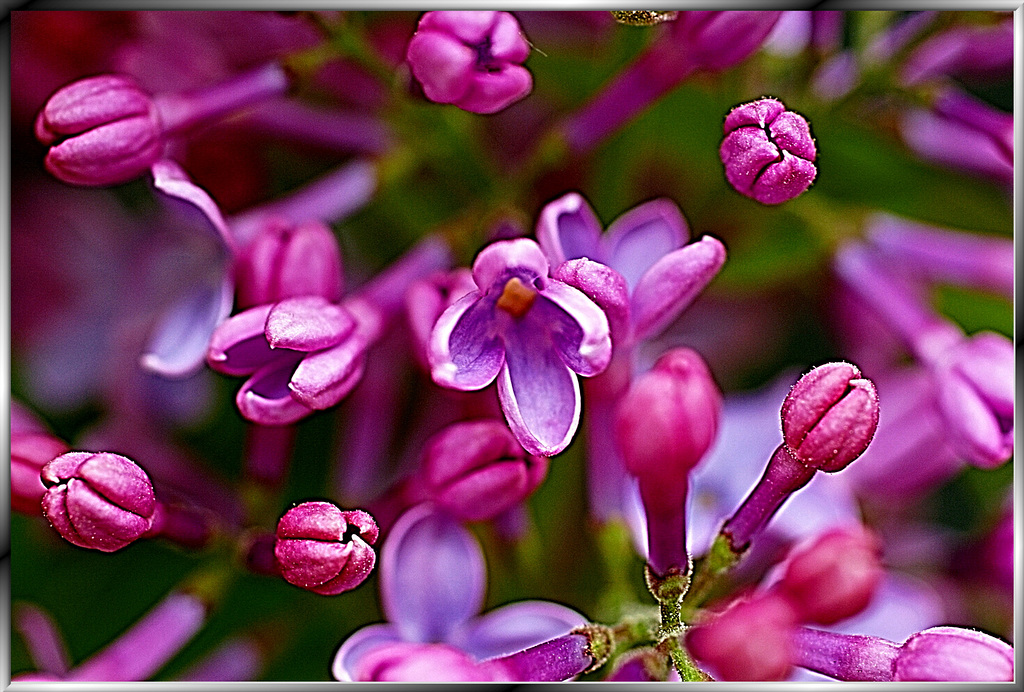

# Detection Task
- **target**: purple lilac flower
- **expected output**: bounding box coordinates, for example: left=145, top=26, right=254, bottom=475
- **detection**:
left=428, top=237, right=612, bottom=456
left=332, top=503, right=586, bottom=681
left=406, top=11, right=532, bottom=114
left=720, top=97, right=817, bottom=205
left=36, top=63, right=289, bottom=186
left=901, top=16, right=1014, bottom=86
left=13, top=591, right=207, bottom=681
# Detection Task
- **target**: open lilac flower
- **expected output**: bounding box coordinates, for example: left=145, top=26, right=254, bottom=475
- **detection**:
left=428, top=238, right=611, bottom=456
left=332, top=503, right=586, bottom=681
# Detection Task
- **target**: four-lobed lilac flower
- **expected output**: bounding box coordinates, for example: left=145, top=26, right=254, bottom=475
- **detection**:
left=428, top=237, right=611, bottom=456
left=720, top=97, right=817, bottom=205
left=406, top=11, right=533, bottom=115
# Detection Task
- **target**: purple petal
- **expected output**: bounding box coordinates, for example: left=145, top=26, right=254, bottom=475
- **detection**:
left=13, top=604, right=70, bottom=676
left=451, top=601, right=587, bottom=661
left=265, top=296, right=356, bottom=352
left=418, top=11, right=499, bottom=45
left=631, top=235, right=727, bottom=342
left=150, top=159, right=237, bottom=254
left=604, top=198, right=689, bottom=290
left=472, top=238, right=548, bottom=291
left=551, top=258, right=631, bottom=346
left=380, top=504, right=486, bottom=643
left=332, top=623, right=404, bottom=682
left=288, top=335, right=367, bottom=410
left=206, top=304, right=276, bottom=376
left=141, top=274, right=234, bottom=378
left=936, top=370, right=1010, bottom=468
left=429, top=292, right=505, bottom=390
left=497, top=322, right=581, bottom=456
left=458, top=65, right=533, bottom=115
left=535, top=282, right=611, bottom=377
left=488, top=12, right=530, bottom=62
left=535, top=192, right=604, bottom=267
left=407, top=31, right=476, bottom=104
left=236, top=354, right=310, bottom=426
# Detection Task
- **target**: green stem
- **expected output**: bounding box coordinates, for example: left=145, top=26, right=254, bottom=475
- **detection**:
left=679, top=532, right=742, bottom=618
left=660, top=635, right=712, bottom=681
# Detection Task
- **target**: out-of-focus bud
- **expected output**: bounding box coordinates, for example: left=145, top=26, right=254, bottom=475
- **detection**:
left=901, top=18, right=1014, bottom=86
left=781, top=362, right=880, bottom=471
left=40, top=452, right=156, bottom=552
left=235, top=219, right=344, bottom=309
left=406, top=11, right=532, bottom=114
left=671, top=11, right=784, bottom=71
left=419, top=419, right=547, bottom=522
left=894, top=627, right=1014, bottom=681
left=720, top=97, right=817, bottom=205
left=353, top=642, right=509, bottom=682
left=686, top=592, right=798, bottom=681
left=774, top=524, right=883, bottom=625
left=11, top=433, right=69, bottom=515
left=35, top=75, right=163, bottom=186
left=606, top=647, right=671, bottom=681
left=274, top=502, right=379, bottom=595
left=485, top=627, right=612, bottom=682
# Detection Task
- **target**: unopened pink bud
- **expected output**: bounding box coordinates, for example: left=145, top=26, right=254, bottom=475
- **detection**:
left=40, top=452, right=156, bottom=552
left=35, top=75, right=163, bottom=186
left=775, top=524, right=883, bottom=625
left=274, top=502, right=379, bottom=596
left=720, top=97, right=817, bottom=205
left=420, top=419, right=547, bottom=522
left=781, top=362, right=879, bottom=471
left=11, top=433, right=69, bottom=515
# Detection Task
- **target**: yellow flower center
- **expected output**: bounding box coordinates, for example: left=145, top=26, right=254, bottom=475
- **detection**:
left=495, top=277, right=537, bottom=319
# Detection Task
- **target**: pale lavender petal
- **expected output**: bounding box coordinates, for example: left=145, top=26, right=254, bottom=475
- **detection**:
left=206, top=303, right=275, bottom=376
left=631, top=236, right=727, bottom=342
left=236, top=354, right=310, bottom=426
left=535, top=282, right=611, bottom=377
left=265, top=296, right=356, bottom=351
left=535, top=192, right=604, bottom=267
left=150, top=159, right=236, bottom=253
left=497, top=322, right=581, bottom=456
left=935, top=370, right=1010, bottom=468
left=179, top=637, right=263, bottom=682
left=380, top=504, right=486, bottom=643
left=551, top=258, right=631, bottom=345
left=604, top=198, right=688, bottom=290
left=429, top=292, right=505, bottom=390
left=288, top=335, right=367, bottom=410
left=141, top=274, right=234, bottom=378
left=13, top=604, right=70, bottom=676
left=451, top=601, right=587, bottom=661
left=332, top=623, right=404, bottom=682
left=472, top=238, right=548, bottom=291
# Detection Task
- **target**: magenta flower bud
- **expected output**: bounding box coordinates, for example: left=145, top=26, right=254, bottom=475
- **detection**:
left=420, top=419, right=548, bottom=522
left=39, top=452, right=156, bottom=552
left=774, top=524, right=883, bottom=625
left=35, top=74, right=163, bottom=187
left=407, top=11, right=533, bottom=114
left=11, top=432, right=69, bottom=515
left=235, top=218, right=344, bottom=310
left=780, top=362, right=880, bottom=472
left=894, top=627, right=1014, bottom=681
left=720, top=97, right=817, bottom=205
left=485, top=628, right=611, bottom=682
left=274, top=501, right=379, bottom=596
left=671, top=11, right=784, bottom=71
left=686, top=592, right=799, bottom=681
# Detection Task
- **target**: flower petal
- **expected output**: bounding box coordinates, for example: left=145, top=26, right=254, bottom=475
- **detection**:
left=288, top=335, right=367, bottom=410
left=605, top=198, right=689, bottom=290
left=535, top=282, right=611, bottom=377
left=552, top=258, right=631, bottom=347
left=535, top=192, right=604, bottom=267
left=206, top=303, right=276, bottom=376
left=332, top=623, right=404, bottom=682
left=429, top=291, right=505, bottom=390
left=471, top=238, right=548, bottom=291
left=451, top=601, right=587, bottom=661
left=407, top=31, right=477, bottom=104
left=151, top=159, right=236, bottom=254
left=458, top=65, right=533, bottom=115
left=235, top=354, right=310, bottom=425
left=497, top=325, right=581, bottom=456
left=631, top=235, right=727, bottom=342
left=265, top=296, right=355, bottom=351
left=380, top=504, right=486, bottom=643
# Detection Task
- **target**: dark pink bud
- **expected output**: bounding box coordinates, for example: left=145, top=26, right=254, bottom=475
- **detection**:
left=40, top=452, right=157, bottom=552
left=686, top=592, right=799, bottom=681
left=235, top=218, right=344, bottom=309
left=781, top=362, right=879, bottom=472
left=11, top=433, right=69, bottom=515
left=720, top=97, right=817, bottom=205
left=274, top=502, right=379, bottom=596
left=420, top=419, right=547, bottom=522
left=775, top=524, right=883, bottom=625
left=35, top=75, right=163, bottom=186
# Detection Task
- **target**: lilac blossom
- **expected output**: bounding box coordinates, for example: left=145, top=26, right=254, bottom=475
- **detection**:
left=332, top=503, right=587, bottom=681
left=428, top=237, right=612, bottom=456
left=900, top=16, right=1013, bottom=86
left=406, top=11, right=532, bottom=114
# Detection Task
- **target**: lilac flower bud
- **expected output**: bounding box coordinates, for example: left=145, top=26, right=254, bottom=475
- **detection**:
left=35, top=75, right=163, bottom=186
left=780, top=362, right=880, bottom=472
left=420, top=419, right=548, bottom=522
left=671, top=12, right=784, bottom=72
left=606, top=647, right=671, bottom=681
left=274, top=501, right=379, bottom=595
left=39, top=452, right=156, bottom=552
left=353, top=641, right=510, bottom=682
left=406, top=11, right=532, bottom=114
left=686, top=592, right=799, bottom=681
left=235, top=218, right=344, bottom=309
left=720, top=97, right=817, bottom=205
left=11, top=432, right=69, bottom=515
left=485, top=627, right=612, bottom=681
left=774, top=524, right=883, bottom=625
